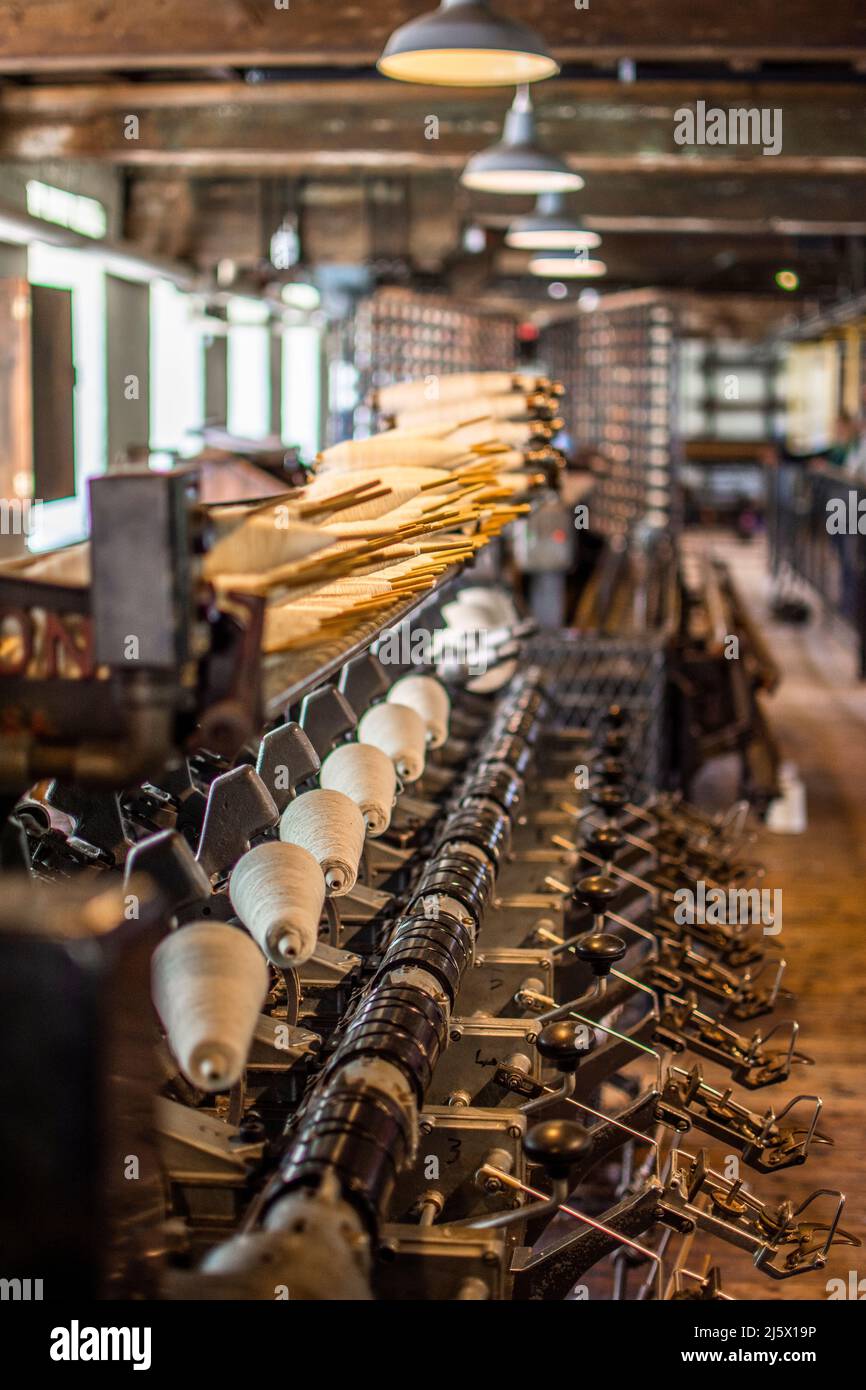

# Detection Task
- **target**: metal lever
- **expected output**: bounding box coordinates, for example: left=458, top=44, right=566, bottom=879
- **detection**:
left=256, top=721, right=320, bottom=811
left=562, top=1092, right=662, bottom=1182
left=656, top=1067, right=831, bottom=1172
left=663, top=1149, right=859, bottom=1280
left=299, top=684, right=357, bottom=760
left=467, top=1120, right=590, bottom=1232
left=338, top=651, right=390, bottom=718
left=507, top=1174, right=665, bottom=1299
left=44, top=782, right=128, bottom=862
left=654, top=998, right=811, bottom=1089
left=125, top=828, right=212, bottom=914
left=569, top=1010, right=663, bottom=1090
left=157, top=758, right=209, bottom=840
left=195, top=765, right=279, bottom=879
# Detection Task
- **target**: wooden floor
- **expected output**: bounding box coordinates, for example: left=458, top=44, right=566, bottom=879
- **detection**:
left=683, top=536, right=866, bottom=1300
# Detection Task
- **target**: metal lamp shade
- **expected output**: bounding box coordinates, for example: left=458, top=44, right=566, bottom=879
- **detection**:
left=507, top=193, right=601, bottom=250
left=461, top=101, right=584, bottom=194
left=378, top=1, right=559, bottom=87
left=529, top=252, right=607, bottom=277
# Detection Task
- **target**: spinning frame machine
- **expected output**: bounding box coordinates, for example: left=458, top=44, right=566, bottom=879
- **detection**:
left=0, top=372, right=856, bottom=1305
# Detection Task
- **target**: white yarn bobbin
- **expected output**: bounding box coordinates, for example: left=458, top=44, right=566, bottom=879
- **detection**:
left=279, top=787, right=366, bottom=896
left=151, top=921, right=268, bottom=1093
left=319, top=743, right=397, bottom=838
left=441, top=599, right=497, bottom=634
left=469, top=657, right=517, bottom=695
left=453, top=585, right=518, bottom=627
left=358, top=701, right=427, bottom=783
left=387, top=674, right=451, bottom=750
left=230, top=840, right=325, bottom=966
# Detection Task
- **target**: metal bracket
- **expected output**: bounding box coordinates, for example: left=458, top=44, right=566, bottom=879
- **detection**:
left=155, top=1096, right=263, bottom=1179
left=195, top=765, right=279, bottom=880
left=299, top=684, right=357, bottom=759
left=256, top=721, right=320, bottom=810
left=247, top=1015, right=320, bottom=1071
left=297, top=940, right=362, bottom=986
left=656, top=1067, right=830, bottom=1171
left=338, top=651, right=390, bottom=719
left=125, top=828, right=212, bottom=913
left=654, top=997, right=811, bottom=1089
left=45, top=782, right=129, bottom=862
left=339, top=882, right=394, bottom=923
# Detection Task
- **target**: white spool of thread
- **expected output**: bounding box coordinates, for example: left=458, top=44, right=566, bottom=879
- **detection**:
left=454, top=586, right=518, bottom=627
left=279, top=788, right=366, bottom=896
left=229, top=840, right=325, bottom=966
left=319, top=743, right=396, bottom=838
left=468, top=657, right=517, bottom=695
left=438, top=586, right=520, bottom=694
left=387, top=674, right=451, bottom=750
left=443, top=601, right=491, bottom=632
left=151, top=921, right=268, bottom=1093
left=358, top=701, right=427, bottom=783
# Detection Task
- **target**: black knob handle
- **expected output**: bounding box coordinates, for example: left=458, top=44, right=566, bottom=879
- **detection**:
left=585, top=826, right=623, bottom=861
left=591, top=786, right=626, bottom=819
left=576, top=872, right=620, bottom=915
left=594, top=757, right=625, bottom=785
left=536, top=1019, right=593, bottom=1073
left=524, top=1119, right=592, bottom=1181
left=654, top=829, right=688, bottom=858
left=573, top=931, right=628, bottom=977
left=604, top=705, right=626, bottom=728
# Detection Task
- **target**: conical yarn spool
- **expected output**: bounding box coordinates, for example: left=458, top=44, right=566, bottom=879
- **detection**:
left=279, top=787, right=366, bottom=896
left=358, top=701, right=427, bottom=783
left=387, top=674, right=451, bottom=749
left=151, top=921, right=269, bottom=1093
left=230, top=840, right=325, bottom=966
left=319, top=743, right=397, bottom=837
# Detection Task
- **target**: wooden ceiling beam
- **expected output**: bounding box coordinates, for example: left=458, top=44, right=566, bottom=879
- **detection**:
left=121, top=173, right=864, bottom=301
left=469, top=174, right=866, bottom=224
left=122, top=170, right=866, bottom=249
left=0, top=1, right=862, bottom=73
left=3, top=88, right=864, bottom=174
left=2, top=78, right=863, bottom=116
left=103, top=153, right=866, bottom=176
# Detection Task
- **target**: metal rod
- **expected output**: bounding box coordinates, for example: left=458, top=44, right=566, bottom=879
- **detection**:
left=568, top=1010, right=663, bottom=1089
left=476, top=1165, right=664, bottom=1292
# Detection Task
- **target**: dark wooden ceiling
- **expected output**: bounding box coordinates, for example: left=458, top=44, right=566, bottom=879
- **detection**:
left=0, top=1, right=863, bottom=70
left=0, top=1, right=863, bottom=302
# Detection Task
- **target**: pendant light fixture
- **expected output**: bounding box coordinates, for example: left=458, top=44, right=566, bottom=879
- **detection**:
left=461, top=87, right=584, bottom=195
left=506, top=193, right=601, bottom=251
left=529, top=251, right=607, bottom=278
left=377, top=1, right=559, bottom=87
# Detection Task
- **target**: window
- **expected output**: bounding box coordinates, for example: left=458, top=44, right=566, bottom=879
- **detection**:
left=227, top=297, right=270, bottom=440
left=150, top=279, right=206, bottom=461
left=26, top=243, right=106, bottom=552
left=25, top=181, right=107, bottom=240
left=282, top=324, right=322, bottom=460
